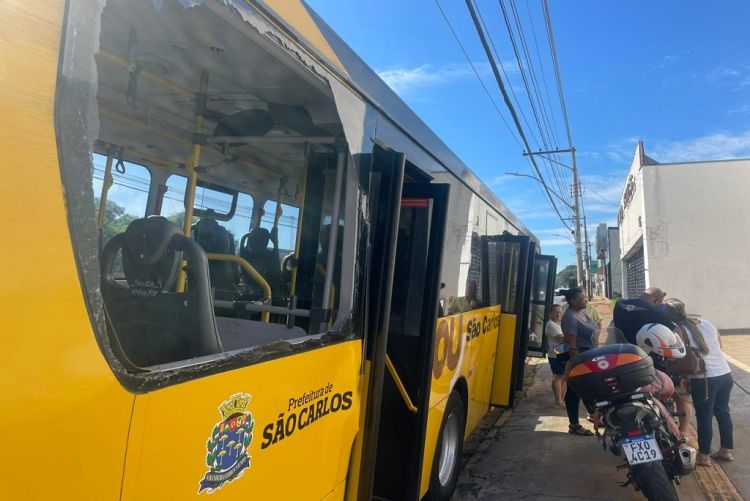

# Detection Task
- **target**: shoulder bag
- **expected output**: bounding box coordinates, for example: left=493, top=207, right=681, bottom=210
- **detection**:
left=667, top=323, right=706, bottom=375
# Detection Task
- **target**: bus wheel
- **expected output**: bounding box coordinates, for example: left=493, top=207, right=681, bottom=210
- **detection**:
left=429, top=391, right=466, bottom=501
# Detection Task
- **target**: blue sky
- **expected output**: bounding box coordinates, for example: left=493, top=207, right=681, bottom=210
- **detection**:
left=306, top=0, right=750, bottom=269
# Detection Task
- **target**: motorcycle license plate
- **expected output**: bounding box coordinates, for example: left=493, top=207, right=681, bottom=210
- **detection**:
left=621, top=435, right=663, bottom=465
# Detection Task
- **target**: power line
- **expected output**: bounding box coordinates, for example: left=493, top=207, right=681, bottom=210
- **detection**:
left=581, top=183, right=618, bottom=206
left=464, top=0, right=571, bottom=232
left=432, top=0, right=523, bottom=149
left=500, top=0, right=571, bottom=210
left=471, top=0, right=543, bottom=150
left=542, top=0, right=573, bottom=150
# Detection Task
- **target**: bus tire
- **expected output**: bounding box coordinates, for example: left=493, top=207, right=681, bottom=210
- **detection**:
left=429, top=391, right=466, bottom=501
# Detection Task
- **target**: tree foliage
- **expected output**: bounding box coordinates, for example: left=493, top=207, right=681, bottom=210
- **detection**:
left=555, top=264, right=578, bottom=288
left=97, top=198, right=138, bottom=244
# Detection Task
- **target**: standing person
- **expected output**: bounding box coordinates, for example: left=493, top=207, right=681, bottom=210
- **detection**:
left=561, top=288, right=599, bottom=436
left=663, top=299, right=734, bottom=466
left=642, top=287, right=667, bottom=308
left=586, top=303, right=603, bottom=330
left=612, top=286, right=670, bottom=344
left=545, top=304, right=566, bottom=406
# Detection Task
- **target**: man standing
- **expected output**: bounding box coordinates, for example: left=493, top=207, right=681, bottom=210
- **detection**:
left=612, top=287, right=671, bottom=344
left=642, top=287, right=667, bottom=308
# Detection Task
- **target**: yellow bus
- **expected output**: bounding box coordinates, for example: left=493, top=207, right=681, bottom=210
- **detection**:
left=0, top=0, right=557, bottom=499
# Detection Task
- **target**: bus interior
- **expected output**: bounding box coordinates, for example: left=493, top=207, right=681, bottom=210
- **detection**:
left=88, top=0, right=349, bottom=370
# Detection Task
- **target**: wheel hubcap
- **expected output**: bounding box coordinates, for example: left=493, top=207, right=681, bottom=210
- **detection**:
left=438, top=413, right=459, bottom=486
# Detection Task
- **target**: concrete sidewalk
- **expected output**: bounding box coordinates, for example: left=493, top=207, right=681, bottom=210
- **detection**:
left=452, top=358, right=705, bottom=500
left=710, top=333, right=750, bottom=500
left=451, top=298, right=707, bottom=500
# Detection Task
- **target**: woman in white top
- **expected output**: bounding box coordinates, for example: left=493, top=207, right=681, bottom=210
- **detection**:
left=545, top=304, right=565, bottom=406
left=664, top=299, right=734, bottom=466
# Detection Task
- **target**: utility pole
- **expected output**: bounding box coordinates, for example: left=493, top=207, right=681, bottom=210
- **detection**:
left=571, top=148, right=584, bottom=289
left=582, top=206, right=592, bottom=297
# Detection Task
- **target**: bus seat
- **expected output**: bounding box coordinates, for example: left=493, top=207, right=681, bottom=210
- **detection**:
left=193, top=218, right=239, bottom=299
left=239, top=227, right=283, bottom=298
left=100, top=216, right=223, bottom=367
left=215, top=317, right=306, bottom=351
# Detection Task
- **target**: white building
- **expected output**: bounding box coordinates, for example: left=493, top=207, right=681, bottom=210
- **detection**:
left=618, top=142, right=750, bottom=331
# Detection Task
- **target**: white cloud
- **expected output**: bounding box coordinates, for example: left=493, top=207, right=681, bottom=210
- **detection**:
left=376, top=60, right=518, bottom=94
left=704, top=63, right=750, bottom=91
left=487, top=174, right=518, bottom=188
left=650, top=130, right=750, bottom=163
left=540, top=238, right=575, bottom=247
left=729, top=104, right=750, bottom=115
left=377, top=63, right=481, bottom=93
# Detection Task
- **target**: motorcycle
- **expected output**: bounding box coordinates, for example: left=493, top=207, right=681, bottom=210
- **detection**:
left=561, top=325, right=696, bottom=501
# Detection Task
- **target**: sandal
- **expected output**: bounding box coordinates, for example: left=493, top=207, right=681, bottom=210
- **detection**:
left=711, top=451, right=734, bottom=462
left=696, top=454, right=712, bottom=467
left=568, top=424, right=594, bottom=436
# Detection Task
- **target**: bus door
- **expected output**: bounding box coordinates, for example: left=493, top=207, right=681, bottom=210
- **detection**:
left=525, top=255, right=558, bottom=357
left=487, top=234, right=533, bottom=408
left=361, top=165, right=449, bottom=499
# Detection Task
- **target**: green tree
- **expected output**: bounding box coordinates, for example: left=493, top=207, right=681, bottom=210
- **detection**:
left=166, top=211, right=186, bottom=229
left=555, top=264, right=578, bottom=288
left=96, top=198, right=138, bottom=244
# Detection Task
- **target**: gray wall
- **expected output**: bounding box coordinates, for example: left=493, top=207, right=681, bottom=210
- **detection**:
left=607, top=227, right=623, bottom=298
left=643, top=159, right=750, bottom=330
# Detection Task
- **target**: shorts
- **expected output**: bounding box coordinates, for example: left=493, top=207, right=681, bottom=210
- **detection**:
left=549, top=357, right=565, bottom=375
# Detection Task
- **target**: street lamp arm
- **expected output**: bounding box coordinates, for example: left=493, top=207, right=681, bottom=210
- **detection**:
left=505, top=172, right=574, bottom=210
left=553, top=233, right=576, bottom=245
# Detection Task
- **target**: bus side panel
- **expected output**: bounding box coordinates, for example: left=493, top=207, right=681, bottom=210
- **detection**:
left=462, top=307, right=501, bottom=434
left=490, top=314, right=518, bottom=406
left=420, top=305, right=501, bottom=496
left=121, top=341, right=361, bottom=500
left=0, top=2, right=134, bottom=498
left=321, top=478, right=347, bottom=500
left=419, top=396, right=449, bottom=498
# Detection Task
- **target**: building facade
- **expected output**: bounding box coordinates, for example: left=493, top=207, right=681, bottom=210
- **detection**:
left=606, top=226, right=623, bottom=299
left=618, top=142, right=750, bottom=331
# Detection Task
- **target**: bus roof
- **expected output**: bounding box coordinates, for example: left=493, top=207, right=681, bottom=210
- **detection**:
left=253, top=0, right=537, bottom=241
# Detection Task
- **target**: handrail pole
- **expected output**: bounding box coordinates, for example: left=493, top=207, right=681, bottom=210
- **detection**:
left=206, top=253, right=271, bottom=322
left=289, top=143, right=309, bottom=297
left=96, top=151, right=114, bottom=229
left=320, top=137, right=346, bottom=322
left=385, top=355, right=418, bottom=413
left=177, top=70, right=209, bottom=292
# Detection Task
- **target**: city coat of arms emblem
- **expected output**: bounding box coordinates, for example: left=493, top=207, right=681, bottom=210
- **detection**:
left=199, top=393, right=255, bottom=494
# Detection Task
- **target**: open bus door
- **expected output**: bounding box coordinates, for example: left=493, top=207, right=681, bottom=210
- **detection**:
left=355, top=147, right=449, bottom=500
left=373, top=182, right=448, bottom=500
left=486, top=234, right=533, bottom=408
left=525, top=255, right=558, bottom=357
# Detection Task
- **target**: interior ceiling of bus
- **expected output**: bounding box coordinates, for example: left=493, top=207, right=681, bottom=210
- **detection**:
left=95, top=0, right=341, bottom=205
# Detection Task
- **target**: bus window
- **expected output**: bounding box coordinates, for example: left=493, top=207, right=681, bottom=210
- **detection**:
left=446, top=232, right=487, bottom=314
left=92, top=153, right=151, bottom=247
left=501, top=242, right=522, bottom=314
left=261, top=200, right=300, bottom=255
left=55, top=0, right=351, bottom=381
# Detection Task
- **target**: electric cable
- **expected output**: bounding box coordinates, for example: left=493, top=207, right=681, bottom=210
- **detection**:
left=433, top=0, right=523, bottom=149
left=465, top=0, right=572, bottom=231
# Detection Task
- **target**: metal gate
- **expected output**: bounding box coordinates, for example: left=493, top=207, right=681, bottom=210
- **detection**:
left=625, top=247, right=645, bottom=298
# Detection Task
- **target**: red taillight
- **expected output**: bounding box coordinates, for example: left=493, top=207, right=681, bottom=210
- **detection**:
left=627, top=430, right=643, bottom=437
left=569, top=364, right=593, bottom=377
